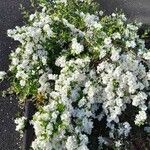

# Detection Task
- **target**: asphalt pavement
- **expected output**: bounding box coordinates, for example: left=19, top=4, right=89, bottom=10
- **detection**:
left=98, top=0, right=150, bottom=24
left=0, top=1, right=30, bottom=150
left=0, top=0, right=149, bottom=150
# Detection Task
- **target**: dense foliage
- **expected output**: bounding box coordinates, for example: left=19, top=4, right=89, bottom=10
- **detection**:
left=0, top=0, right=150, bottom=149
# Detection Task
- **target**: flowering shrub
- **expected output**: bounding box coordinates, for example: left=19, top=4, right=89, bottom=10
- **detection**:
left=1, top=0, right=150, bottom=149
left=14, top=116, right=27, bottom=136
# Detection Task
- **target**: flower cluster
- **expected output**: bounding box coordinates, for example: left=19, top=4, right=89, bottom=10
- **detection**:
left=2, top=0, right=150, bottom=149
left=0, top=71, right=6, bottom=80
left=14, top=116, right=27, bottom=136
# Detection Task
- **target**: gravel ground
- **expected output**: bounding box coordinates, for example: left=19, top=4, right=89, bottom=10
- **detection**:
left=0, top=0, right=149, bottom=150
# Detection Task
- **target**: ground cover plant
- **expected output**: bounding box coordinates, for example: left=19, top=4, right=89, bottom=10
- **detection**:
left=0, top=0, right=150, bottom=149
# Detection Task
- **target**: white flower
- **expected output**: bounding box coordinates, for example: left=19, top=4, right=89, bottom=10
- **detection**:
left=43, top=24, right=53, bottom=37
left=79, top=134, right=88, bottom=145
left=16, top=47, right=22, bottom=54
left=127, top=24, right=138, bottom=31
left=115, top=140, right=122, bottom=148
left=147, top=71, right=150, bottom=80
left=25, top=42, right=34, bottom=55
left=78, top=145, right=89, bottom=150
left=14, top=116, right=26, bottom=133
left=112, top=13, right=116, bottom=17
left=51, top=112, right=58, bottom=120
left=12, top=57, right=19, bottom=66
left=83, top=13, right=99, bottom=28
left=111, top=49, right=120, bottom=61
left=0, top=71, right=6, bottom=80
left=78, top=97, right=86, bottom=107
left=121, top=14, right=127, bottom=21
left=126, top=40, right=136, bottom=48
left=97, top=61, right=107, bottom=73
left=71, top=38, right=84, bottom=54
left=41, top=57, right=47, bottom=65
left=61, top=111, right=70, bottom=125
left=20, top=80, right=26, bottom=87
left=112, top=32, right=121, bottom=40
left=39, top=74, right=48, bottom=86
left=104, top=37, right=112, bottom=45
left=116, top=98, right=123, bottom=107
left=143, top=52, right=150, bottom=60
left=98, top=136, right=108, bottom=146
left=118, top=122, right=131, bottom=137
left=93, top=23, right=102, bottom=29
left=66, top=136, right=78, bottom=150
left=55, top=56, right=66, bottom=67
left=135, top=111, right=147, bottom=126
left=29, top=14, right=36, bottom=21
left=99, top=10, right=104, bottom=16
left=113, top=66, right=122, bottom=79
left=56, top=0, right=67, bottom=5
left=123, top=122, right=131, bottom=137
left=99, top=49, right=107, bottom=59
left=82, top=118, right=93, bottom=134
left=132, top=92, right=147, bottom=107
left=48, top=74, right=58, bottom=80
